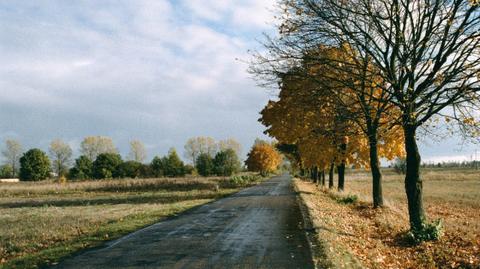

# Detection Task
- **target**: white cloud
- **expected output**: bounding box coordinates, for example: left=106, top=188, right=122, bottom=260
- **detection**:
left=181, top=0, right=276, bottom=29
left=0, top=0, right=273, bottom=159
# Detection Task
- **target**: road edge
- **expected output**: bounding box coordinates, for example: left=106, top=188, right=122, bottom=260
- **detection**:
left=293, top=178, right=364, bottom=269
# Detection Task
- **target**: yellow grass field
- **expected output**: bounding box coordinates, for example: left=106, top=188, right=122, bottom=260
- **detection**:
left=0, top=177, right=250, bottom=268
left=295, top=168, right=480, bottom=268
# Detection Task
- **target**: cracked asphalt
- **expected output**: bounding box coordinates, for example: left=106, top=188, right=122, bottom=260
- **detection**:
left=54, top=174, right=314, bottom=269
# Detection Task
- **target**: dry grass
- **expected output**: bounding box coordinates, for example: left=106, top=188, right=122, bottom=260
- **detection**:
left=295, top=168, right=480, bottom=269
left=0, top=176, right=250, bottom=268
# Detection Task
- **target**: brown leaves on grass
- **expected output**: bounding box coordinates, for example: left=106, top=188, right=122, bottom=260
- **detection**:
left=295, top=179, right=480, bottom=269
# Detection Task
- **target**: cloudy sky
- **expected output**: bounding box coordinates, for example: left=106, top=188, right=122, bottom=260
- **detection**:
left=0, top=0, right=478, bottom=163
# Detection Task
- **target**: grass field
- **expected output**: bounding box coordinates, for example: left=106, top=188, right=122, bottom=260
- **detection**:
left=0, top=176, right=256, bottom=269
left=295, top=168, right=480, bottom=268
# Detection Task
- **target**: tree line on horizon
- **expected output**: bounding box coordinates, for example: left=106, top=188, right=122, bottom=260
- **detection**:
left=0, top=136, right=284, bottom=181
left=251, top=0, right=479, bottom=242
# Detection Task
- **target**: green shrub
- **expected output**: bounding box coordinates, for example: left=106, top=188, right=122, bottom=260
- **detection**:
left=92, top=153, right=123, bottom=179
left=227, top=174, right=263, bottom=187
left=213, top=149, right=241, bottom=176
left=196, top=153, right=214, bottom=177
left=337, top=194, right=358, bottom=204
left=0, top=164, right=13, bottom=178
left=150, top=148, right=186, bottom=178
left=150, top=156, right=166, bottom=177
left=19, top=149, right=51, bottom=181
left=163, top=148, right=186, bottom=177
left=406, top=219, right=444, bottom=243
left=117, top=161, right=143, bottom=178
left=69, top=155, right=93, bottom=180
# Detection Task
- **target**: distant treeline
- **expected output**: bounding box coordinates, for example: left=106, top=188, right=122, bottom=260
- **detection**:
left=0, top=136, right=284, bottom=181
left=391, top=157, right=479, bottom=174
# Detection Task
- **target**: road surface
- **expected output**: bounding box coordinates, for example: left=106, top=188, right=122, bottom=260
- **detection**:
left=54, top=174, right=314, bottom=269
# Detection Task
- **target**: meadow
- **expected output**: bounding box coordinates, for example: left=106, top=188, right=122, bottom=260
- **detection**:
left=0, top=176, right=257, bottom=268
left=296, top=168, right=480, bottom=268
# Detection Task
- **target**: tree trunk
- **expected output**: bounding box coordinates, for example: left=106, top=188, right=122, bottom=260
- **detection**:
left=321, top=170, right=325, bottom=186
left=368, top=133, right=384, bottom=207
left=313, top=166, right=319, bottom=183
left=328, top=163, right=334, bottom=189
left=337, top=143, right=347, bottom=191
left=404, top=125, right=427, bottom=231
left=337, top=163, right=345, bottom=191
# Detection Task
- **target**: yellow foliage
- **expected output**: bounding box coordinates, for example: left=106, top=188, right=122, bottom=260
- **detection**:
left=259, top=45, right=405, bottom=171
left=245, top=143, right=283, bottom=174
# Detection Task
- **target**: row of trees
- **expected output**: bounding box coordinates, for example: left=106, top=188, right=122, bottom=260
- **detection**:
left=190, top=137, right=284, bottom=176
left=252, top=0, right=479, bottom=240
left=0, top=137, right=147, bottom=178
left=0, top=136, right=247, bottom=180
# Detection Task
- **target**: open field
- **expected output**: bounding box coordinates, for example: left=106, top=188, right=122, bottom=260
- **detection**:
left=0, top=176, right=256, bottom=269
left=295, top=168, right=480, bottom=268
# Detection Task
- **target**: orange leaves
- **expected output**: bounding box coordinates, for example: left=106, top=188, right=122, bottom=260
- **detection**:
left=245, top=143, right=283, bottom=174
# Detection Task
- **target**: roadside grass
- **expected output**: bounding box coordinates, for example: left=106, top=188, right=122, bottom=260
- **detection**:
left=295, top=169, right=480, bottom=268
left=0, top=176, right=262, bottom=269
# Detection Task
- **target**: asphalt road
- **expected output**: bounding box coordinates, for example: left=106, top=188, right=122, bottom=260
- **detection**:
left=54, top=174, right=314, bottom=269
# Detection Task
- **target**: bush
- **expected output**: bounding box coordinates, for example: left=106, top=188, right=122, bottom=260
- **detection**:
left=227, top=174, right=263, bottom=187
left=0, top=164, right=13, bottom=178
left=139, top=164, right=153, bottom=178
left=92, top=153, right=123, bottom=179
left=19, top=149, right=51, bottom=181
left=196, top=153, right=214, bottom=177
left=184, top=164, right=195, bottom=175
left=406, top=219, right=444, bottom=243
left=213, top=149, right=241, bottom=176
left=149, top=148, right=186, bottom=178
left=163, top=148, right=186, bottom=177
left=150, top=156, right=166, bottom=177
left=117, top=161, right=143, bottom=178
left=337, top=194, right=358, bottom=204
left=69, top=155, right=93, bottom=180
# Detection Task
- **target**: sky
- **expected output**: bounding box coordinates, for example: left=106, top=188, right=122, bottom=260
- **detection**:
left=0, top=0, right=478, bottom=164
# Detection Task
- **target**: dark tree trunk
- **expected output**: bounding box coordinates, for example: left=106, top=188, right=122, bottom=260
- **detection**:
left=404, top=125, right=427, bottom=231
left=321, top=170, right=325, bottom=186
left=313, top=166, right=319, bottom=183
left=337, top=163, right=345, bottom=191
left=368, top=132, right=384, bottom=207
left=328, top=163, right=334, bottom=189
left=337, top=143, right=347, bottom=191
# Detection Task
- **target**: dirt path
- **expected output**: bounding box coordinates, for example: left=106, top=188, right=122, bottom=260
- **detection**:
left=54, top=175, right=314, bottom=269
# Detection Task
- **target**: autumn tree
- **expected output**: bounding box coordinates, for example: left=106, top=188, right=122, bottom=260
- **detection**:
left=1, top=139, right=23, bottom=177
left=245, top=142, right=282, bottom=175
left=80, top=136, right=117, bottom=161
left=49, top=139, right=73, bottom=177
left=253, top=35, right=405, bottom=205
left=128, top=140, right=147, bottom=163
left=267, top=0, right=480, bottom=238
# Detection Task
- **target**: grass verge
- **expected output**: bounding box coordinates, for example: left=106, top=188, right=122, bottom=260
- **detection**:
left=294, top=169, right=480, bottom=268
